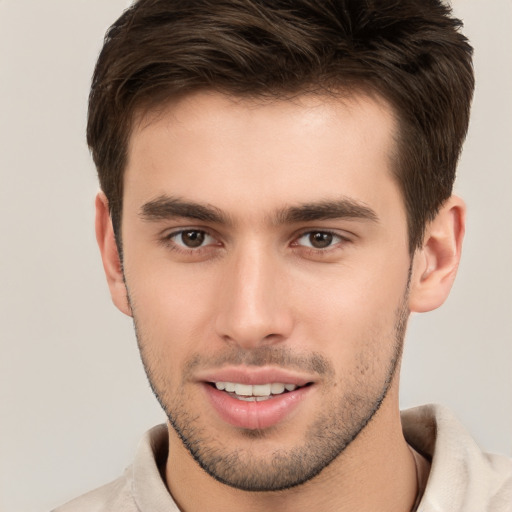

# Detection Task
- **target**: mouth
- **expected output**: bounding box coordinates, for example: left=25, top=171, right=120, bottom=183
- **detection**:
left=209, top=381, right=312, bottom=402
left=202, top=374, right=315, bottom=429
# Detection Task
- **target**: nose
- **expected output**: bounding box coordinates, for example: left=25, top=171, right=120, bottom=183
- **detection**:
left=214, top=242, right=294, bottom=349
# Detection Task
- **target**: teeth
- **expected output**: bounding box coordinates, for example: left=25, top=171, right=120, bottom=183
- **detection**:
left=270, top=383, right=285, bottom=394
left=235, top=383, right=253, bottom=396
left=214, top=382, right=299, bottom=397
left=237, top=396, right=271, bottom=402
left=252, top=384, right=271, bottom=396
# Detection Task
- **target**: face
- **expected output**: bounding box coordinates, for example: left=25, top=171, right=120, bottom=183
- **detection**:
left=120, top=92, right=412, bottom=491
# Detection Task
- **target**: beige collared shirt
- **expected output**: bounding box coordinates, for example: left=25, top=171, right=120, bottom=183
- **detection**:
left=53, top=404, right=512, bottom=511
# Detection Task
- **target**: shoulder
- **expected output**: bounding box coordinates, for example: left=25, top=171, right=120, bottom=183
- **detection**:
left=402, top=404, right=512, bottom=512
left=52, top=424, right=178, bottom=512
left=52, top=467, right=136, bottom=512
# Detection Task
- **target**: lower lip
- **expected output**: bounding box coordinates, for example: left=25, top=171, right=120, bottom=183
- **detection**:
left=203, top=384, right=313, bottom=430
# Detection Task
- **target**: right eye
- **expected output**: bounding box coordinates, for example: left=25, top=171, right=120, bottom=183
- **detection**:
left=167, top=229, right=217, bottom=249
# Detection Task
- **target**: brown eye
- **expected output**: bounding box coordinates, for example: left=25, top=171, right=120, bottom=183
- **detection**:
left=309, top=232, right=334, bottom=248
left=180, top=230, right=206, bottom=248
left=168, top=230, right=215, bottom=249
left=295, top=231, right=343, bottom=250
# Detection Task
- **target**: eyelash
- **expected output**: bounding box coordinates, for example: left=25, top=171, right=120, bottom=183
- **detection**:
left=293, top=230, right=347, bottom=250
left=161, top=229, right=220, bottom=255
left=160, top=228, right=351, bottom=257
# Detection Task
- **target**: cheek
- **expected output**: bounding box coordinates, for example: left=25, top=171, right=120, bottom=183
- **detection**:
left=291, top=258, right=409, bottom=362
left=125, top=260, right=222, bottom=349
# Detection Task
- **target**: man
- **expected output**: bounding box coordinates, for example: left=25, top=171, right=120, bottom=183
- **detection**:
left=55, top=0, right=512, bottom=510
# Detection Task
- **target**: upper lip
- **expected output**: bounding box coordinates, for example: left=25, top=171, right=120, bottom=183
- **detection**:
left=196, top=366, right=316, bottom=386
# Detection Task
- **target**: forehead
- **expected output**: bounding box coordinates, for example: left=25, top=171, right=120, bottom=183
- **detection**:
left=124, top=91, right=401, bottom=221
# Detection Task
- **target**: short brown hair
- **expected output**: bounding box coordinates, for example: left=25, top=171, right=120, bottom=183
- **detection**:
left=87, top=0, right=474, bottom=253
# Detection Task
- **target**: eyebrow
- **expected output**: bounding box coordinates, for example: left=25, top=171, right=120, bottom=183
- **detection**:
left=140, top=196, right=231, bottom=224
left=139, top=195, right=378, bottom=225
left=273, top=198, right=379, bottom=225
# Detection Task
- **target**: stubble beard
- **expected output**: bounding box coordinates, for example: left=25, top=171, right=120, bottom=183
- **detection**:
left=131, top=292, right=409, bottom=492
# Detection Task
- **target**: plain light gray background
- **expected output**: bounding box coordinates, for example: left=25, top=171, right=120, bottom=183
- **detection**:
left=0, top=1, right=511, bottom=510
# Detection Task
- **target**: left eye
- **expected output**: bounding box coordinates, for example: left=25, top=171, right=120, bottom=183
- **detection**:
left=169, top=230, right=216, bottom=249
left=296, top=231, right=343, bottom=249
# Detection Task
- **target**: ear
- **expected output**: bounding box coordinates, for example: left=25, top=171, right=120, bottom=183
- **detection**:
left=408, top=196, right=466, bottom=313
left=95, top=191, right=132, bottom=317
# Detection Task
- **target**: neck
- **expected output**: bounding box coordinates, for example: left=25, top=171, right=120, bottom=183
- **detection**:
left=165, top=383, right=418, bottom=512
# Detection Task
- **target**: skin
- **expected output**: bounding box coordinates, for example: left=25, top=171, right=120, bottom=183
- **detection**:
left=96, top=91, right=465, bottom=512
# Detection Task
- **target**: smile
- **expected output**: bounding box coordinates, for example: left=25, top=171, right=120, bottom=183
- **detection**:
left=213, top=382, right=299, bottom=401
left=205, top=381, right=313, bottom=429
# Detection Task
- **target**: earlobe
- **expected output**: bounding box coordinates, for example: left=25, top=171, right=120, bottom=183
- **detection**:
left=409, top=196, right=466, bottom=313
left=95, top=192, right=132, bottom=317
